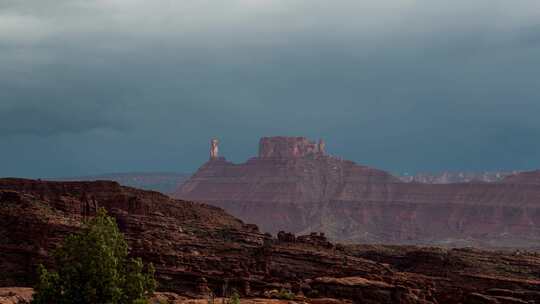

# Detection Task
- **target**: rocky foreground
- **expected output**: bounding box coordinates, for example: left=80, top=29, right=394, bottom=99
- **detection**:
left=0, top=288, right=353, bottom=304
left=176, top=136, right=540, bottom=248
left=1, top=178, right=540, bottom=303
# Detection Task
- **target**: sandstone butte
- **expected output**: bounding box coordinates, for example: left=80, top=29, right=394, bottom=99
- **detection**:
left=1, top=178, right=540, bottom=304
left=175, top=136, right=540, bottom=248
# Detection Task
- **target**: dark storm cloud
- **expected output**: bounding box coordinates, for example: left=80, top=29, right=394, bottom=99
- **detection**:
left=0, top=103, right=121, bottom=136
left=1, top=0, right=540, bottom=177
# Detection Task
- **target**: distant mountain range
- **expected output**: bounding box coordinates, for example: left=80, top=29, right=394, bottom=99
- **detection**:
left=52, top=172, right=190, bottom=194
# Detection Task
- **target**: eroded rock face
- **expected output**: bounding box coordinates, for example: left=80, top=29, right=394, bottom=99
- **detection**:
left=3, top=178, right=540, bottom=304
left=258, top=137, right=325, bottom=159
left=175, top=137, right=540, bottom=248
left=0, top=178, right=390, bottom=299
left=0, top=288, right=33, bottom=304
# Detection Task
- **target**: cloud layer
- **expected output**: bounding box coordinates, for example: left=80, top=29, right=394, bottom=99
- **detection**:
left=1, top=0, right=540, bottom=177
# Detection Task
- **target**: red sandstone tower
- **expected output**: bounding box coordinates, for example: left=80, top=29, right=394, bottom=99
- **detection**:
left=210, top=138, right=219, bottom=160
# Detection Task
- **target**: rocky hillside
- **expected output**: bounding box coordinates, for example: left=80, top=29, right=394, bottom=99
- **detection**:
left=175, top=137, right=540, bottom=248
left=1, top=178, right=540, bottom=304
left=53, top=172, right=190, bottom=194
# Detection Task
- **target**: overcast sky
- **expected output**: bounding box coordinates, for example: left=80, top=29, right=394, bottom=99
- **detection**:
left=1, top=0, right=540, bottom=178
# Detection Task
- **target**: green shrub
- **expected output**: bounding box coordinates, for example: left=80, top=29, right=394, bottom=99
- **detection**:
left=207, top=291, right=216, bottom=304
left=31, top=208, right=156, bottom=304
left=277, top=289, right=295, bottom=300
left=227, top=291, right=240, bottom=304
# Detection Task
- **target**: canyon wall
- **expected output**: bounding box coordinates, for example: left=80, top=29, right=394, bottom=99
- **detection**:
left=2, top=178, right=540, bottom=304
left=175, top=137, right=540, bottom=247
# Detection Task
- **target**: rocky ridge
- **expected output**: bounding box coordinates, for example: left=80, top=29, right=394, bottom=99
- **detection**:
left=52, top=172, right=190, bottom=194
left=1, top=178, right=540, bottom=303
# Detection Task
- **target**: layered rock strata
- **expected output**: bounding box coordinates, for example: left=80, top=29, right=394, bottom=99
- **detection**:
left=176, top=137, right=540, bottom=247
left=2, top=178, right=540, bottom=303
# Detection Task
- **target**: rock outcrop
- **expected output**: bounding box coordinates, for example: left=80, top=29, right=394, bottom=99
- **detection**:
left=3, top=178, right=540, bottom=303
left=53, top=172, right=190, bottom=194
left=0, top=288, right=33, bottom=304
left=2, top=178, right=540, bottom=304
left=258, top=136, right=327, bottom=158
left=175, top=137, right=540, bottom=248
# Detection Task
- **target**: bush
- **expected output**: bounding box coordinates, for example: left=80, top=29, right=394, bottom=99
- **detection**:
left=227, top=291, right=240, bottom=304
left=277, top=289, right=295, bottom=300
left=31, top=208, right=156, bottom=304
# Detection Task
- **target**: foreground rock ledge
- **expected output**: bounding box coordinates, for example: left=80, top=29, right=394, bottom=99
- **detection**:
left=0, top=288, right=353, bottom=304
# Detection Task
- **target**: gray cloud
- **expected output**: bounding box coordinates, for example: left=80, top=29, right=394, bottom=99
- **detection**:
left=0, top=101, right=126, bottom=136
left=1, top=0, right=540, bottom=177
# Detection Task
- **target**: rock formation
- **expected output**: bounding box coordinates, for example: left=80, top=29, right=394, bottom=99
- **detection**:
left=175, top=136, right=540, bottom=248
left=317, top=139, right=326, bottom=156
left=210, top=138, right=220, bottom=160
left=258, top=137, right=328, bottom=159
left=2, top=178, right=540, bottom=304
left=52, top=172, right=190, bottom=194
left=399, top=171, right=515, bottom=184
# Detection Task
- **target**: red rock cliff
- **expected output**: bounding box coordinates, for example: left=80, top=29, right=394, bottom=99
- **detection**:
left=258, top=136, right=325, bottom=158
left=3, top=178, right=540, bottom=304
left=175, top=137, right=540, bottom=248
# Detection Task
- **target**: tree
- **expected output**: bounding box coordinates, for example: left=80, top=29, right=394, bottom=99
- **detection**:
left=32, top=208, right=156, bottom=304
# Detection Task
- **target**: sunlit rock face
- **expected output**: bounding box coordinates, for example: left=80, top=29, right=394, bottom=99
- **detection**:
left=175, top=136, right=540, bottom=248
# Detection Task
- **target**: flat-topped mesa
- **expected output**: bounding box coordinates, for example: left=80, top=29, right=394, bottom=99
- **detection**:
left=177, top=136, right=401, bottom=235
left=177, top=136, right=540, bottom=247
left=258, top=136, right=326, bottom=159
